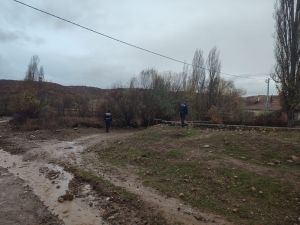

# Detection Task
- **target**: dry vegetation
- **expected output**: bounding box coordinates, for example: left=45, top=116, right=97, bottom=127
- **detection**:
left=0, top=52, right=266, bottom=130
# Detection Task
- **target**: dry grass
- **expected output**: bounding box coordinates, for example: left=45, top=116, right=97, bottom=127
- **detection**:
left=15, top=116, right=104, bottom=132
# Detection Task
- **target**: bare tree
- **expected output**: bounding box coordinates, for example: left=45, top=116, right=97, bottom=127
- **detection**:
left=63, top=94, right=74, bottom=116
left=163, top=71, right=183, bottom=94
left=135, top=68, right=176, bottom=125
left=38, top=66, right=44, bottom=82
left=75, top=95, right=89, bottom=119
left=182, top=61, right=190, bottom=91
left=206, top=46, right=221, bottom=110
left=25, top=55, right=41, bottom=82
left=12, top=55, right=49, bottom=119
left=137, top=68, right=161, bottom=126
left=189, top=49, right=206, bottom=119
left=272, top=0, right=300, bottom=126
left=216, top=79, right=246, bottom=123
left=191, top=49, right=206, bottom=93
left=109, top=82, right=138, bottom=126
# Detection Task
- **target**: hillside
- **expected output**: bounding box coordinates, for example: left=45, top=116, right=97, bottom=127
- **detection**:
left=0, top=79, right=109, bottom=99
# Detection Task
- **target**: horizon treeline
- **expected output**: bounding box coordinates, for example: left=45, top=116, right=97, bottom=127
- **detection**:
left=102, top=46, right=247, bottom=126
left=1, top=49, right=281, bottom=128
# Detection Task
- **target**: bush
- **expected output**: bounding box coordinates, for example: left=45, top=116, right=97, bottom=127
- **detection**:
left=207, top=106, right=223, bottom=124
left=251, top=111, right=287, bottom=127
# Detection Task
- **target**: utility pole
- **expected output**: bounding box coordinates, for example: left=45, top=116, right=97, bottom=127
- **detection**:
left=265, top=78, right=270, bottom=110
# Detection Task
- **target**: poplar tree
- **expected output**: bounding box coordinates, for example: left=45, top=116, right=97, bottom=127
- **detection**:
left=272, top=0, right=300, bottom=126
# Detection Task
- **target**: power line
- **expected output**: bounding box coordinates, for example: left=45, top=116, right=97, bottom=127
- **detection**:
left=258, top=83, right=267, bottom=96
left=13, top=0, right=267, bottom=80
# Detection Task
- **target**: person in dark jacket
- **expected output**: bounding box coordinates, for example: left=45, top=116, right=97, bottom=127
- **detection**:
left=104, top=110, right=112, bottom=132
left=179, top=101, right=188, bottom=127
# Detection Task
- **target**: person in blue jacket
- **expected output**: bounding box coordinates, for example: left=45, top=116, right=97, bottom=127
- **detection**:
left=104, top=110, right=112, bottom=132
left=179, top=101, right=188, bottom=127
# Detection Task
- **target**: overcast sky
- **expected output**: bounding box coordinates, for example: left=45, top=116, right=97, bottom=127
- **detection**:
left=1, top=0, right=277, bottom=96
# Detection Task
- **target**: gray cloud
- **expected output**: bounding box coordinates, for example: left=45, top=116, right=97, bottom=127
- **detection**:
left=0, top=29, right=45, bottom=45
left=1, top=0, right=277, bottom=96
left=0, top=29, right=20, bottom=42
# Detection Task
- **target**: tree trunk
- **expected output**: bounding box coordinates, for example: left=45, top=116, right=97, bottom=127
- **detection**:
left=287, top=111, right=295, bottom=127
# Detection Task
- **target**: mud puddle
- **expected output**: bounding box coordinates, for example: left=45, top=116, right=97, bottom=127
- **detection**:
left=32, top=140, right=84, bottom=165
left=0, top=149, right=107, bottom=225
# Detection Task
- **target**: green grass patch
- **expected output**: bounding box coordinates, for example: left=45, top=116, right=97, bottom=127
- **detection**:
left=222, top=132, right=300, bottom=170
left=85, top=126, right=300, bottom=225
left=169, top=149, right=183, bottom=158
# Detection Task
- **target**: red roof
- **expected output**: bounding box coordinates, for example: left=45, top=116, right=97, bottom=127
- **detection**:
left=245, top=95, right=282, bottom=111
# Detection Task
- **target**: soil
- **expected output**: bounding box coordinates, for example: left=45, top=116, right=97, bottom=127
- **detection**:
left=0, top=166, right=63, bottom=225
left=0, top=117, right=231, bottom=225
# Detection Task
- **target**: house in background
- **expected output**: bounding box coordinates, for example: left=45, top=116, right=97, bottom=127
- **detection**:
left=244, top=95, right=300, bottom=122
left=245, top=95, right=281, bottom=114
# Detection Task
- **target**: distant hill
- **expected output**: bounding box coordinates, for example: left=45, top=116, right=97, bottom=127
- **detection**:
left=0, top=80, right=22, bottom=95
left=0, top=79, right=110, bottom=99
left=65, top=85, right=108, bottom=99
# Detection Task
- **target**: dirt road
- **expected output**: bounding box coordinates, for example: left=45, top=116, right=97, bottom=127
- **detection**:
left=0, top=117, right=230, bottom=225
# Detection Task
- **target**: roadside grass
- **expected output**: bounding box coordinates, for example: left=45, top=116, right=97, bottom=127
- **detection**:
left=87, top=125, right=300, bottom=225
left=19, top=127, right=101, bottom=141
left=78, top=169, right=136, bottom=202
left=169, top=149, right=183, bottom=158
left=21, top=127, right=136, bottom=142
left=221, top=131, right=300, bottom=169
left=266, top=130, right=300, bottom=143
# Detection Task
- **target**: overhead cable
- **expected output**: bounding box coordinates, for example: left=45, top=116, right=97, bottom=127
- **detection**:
left=13, top=0, right=267, bottom=80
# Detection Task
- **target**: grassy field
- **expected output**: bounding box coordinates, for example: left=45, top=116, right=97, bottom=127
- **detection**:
left=86, top=125, right=300, bottom=225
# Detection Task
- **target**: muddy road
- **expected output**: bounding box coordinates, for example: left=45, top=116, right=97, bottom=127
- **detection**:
left=0, top=117, right=230, bottom=225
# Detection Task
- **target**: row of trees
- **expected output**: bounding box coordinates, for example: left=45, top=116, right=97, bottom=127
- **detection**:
left=5, top=51, right=247, bottom=127
left=102, top=46, right=247, bottom=126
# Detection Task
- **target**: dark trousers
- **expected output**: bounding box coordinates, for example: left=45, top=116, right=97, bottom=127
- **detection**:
left=180, top=113, right=185, bottom=127
left=105, top=120, right=111, bottom=132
